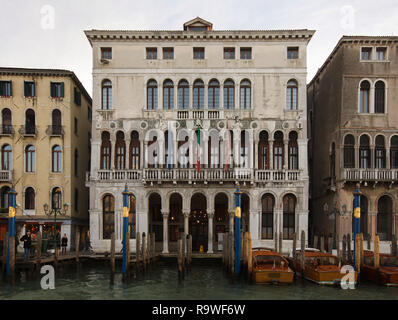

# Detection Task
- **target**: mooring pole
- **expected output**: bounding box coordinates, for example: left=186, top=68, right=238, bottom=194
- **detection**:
left=353, top=184, right=361, bottom=271
left=234, top=185, right=242, bottom=275
left=122, top=184, right=130, bottom=276
left=6, top=186, right=16, bottom=276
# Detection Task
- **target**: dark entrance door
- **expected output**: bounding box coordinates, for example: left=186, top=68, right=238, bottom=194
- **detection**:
left=190, top=193, right=207, bottom=252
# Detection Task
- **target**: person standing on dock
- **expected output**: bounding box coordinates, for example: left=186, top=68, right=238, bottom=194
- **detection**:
left=20, top=230, right=32, bottom=261
left=61, top=233, right=68, bottom=255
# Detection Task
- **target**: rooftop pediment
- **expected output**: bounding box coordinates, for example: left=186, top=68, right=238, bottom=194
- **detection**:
left=183, top=17, right=213, bottom=31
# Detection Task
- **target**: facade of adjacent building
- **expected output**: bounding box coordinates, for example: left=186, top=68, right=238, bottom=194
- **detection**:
left=308, top=36, right=398, bottom=252
left=85, top=18, right=314, bottom=253
left=0, top=68, right=92, bottom=250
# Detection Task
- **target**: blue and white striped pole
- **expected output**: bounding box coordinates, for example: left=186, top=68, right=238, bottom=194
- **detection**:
left=6, top=186, right=16, bottom=276
left=122, top=184, right=130, bottom=275
left=353, top=184, right=361, bottom=271
left=234, top=186, right=242, bottom=274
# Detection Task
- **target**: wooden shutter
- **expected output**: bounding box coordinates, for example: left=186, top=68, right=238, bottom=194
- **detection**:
left=60, top=82, right=65, bottom=97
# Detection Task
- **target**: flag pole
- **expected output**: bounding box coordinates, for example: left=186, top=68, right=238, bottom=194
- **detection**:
left=353, top=183, right=361, bottom=271
left=234, top=184, right=242, bottom=274
left=122, top=184, right=130, bottom=276
left=6, top=186, right=16, bottom=276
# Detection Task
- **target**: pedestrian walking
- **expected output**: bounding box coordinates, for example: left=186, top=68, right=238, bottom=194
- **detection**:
left=61, top=233, right=68, bottom=254
left=20, top=230, right=32, bottom=261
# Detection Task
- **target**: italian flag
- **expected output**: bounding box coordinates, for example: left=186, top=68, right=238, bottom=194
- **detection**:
left=196, top=125, right=201, bottom=173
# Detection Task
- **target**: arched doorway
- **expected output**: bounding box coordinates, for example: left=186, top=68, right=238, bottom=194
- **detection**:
left=377, top=195, right=393, bottom=241
left=169, top=193, right=183, bottom=251
left=148, top=193, right=162, bottom=244
left=215, top=193, right=228, bottom=251
left=190, top=193, right=207, bottom=252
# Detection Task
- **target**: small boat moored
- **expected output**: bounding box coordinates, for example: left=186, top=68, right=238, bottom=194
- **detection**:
left=362, top=251, right=398, bottom=286
left=251, top=248, right=294, bottom=285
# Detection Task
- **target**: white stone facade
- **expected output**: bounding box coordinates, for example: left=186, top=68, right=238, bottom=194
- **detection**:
left=85, top=18, right=314, bottom=253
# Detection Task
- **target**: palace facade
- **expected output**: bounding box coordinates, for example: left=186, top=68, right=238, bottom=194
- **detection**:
left=0, top=68, right=92, bottom=250
left=85, top=18, right=314, bottom=252
left=308, top=36, right=398, bottom=252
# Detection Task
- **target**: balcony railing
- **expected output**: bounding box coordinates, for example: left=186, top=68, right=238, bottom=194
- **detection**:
left=19, top=125, right=37, bottom=136
left=46, top=125, right=64, bottom=137
left=144, top=109, right=253, bottom=120
left=0, top=170, right=12, bottom=182
left=87, top=168, right=301, bottom=183
left=342, top=168, right=398, bottom=182
left=0, top=125, right=14, bottom=136
left=97, top=109, right=115, bottom=121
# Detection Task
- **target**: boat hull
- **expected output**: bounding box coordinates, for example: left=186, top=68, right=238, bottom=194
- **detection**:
left=252, top=270, right=294, bottom=284
left=362, top=265, right=398, bottom=286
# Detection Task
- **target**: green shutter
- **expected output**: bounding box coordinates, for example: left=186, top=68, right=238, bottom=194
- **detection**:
left=24, top=81, right=27, bottom=97
left=32, top=82, right=36, bottom=97
left=9, top=81, right=12, bottom=97
left=50, top=82, right=54, bottom=97
left=61, top=82, right=64, bottom=97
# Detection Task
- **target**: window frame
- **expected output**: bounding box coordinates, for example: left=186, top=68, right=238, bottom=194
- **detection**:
left=287, top=47, right=299, bottom=59
left=240, top=47, right=252, bottom=60
left=223, top=47, right=235, bottom=60
left=101, top=47, right=112, bottom=60
left=193, top=47, right=205, bottom=60
left=146, top=47, right=158, bottom=60
left=162, top=47, right=174, bottom=60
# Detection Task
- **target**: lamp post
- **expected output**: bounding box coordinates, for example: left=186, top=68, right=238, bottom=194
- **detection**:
left=323, top=201, right=347, bottom=250
left=44, top=202, right=68, bottom=252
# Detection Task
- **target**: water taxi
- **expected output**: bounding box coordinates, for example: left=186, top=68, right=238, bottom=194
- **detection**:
left=292, top=250, right=358, bottom=285
left=362, top=251, right=398, bottom=286
left=251, top=248, right=294, bottom=284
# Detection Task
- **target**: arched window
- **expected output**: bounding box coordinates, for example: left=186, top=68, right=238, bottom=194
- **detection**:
left=115, top=131, right=126, bottom=169
left=0, top=186, right=10, bottom=209
left=359, top=135, right=371, bottom=169
left=273, top=131, right=284, bottom=170
left=52, top=109, right=62, bottom=135
left=24, top=187, right=35, bottom=210
left=25, top=145, right=35, bottom=172
left=102, top=80, right=112, bottom=110
left=100, top=131, right=111, bottom=170
left=374, top=81, right=385, bottom=114
left=344, top=134, right=355, bottom=168
left=286, top=79, right=298, bottom=110
left=240, top=131, right=249, bottom=168
left=129, top=194, right=136, bottom=239
left=375, top=135, right=386, bottom=169
left=223, top=80, right=234, bottom=109
left=51, top=187, right=62, bottom=210
left=2, top=108, right=12, bottom=134
left=193, top=79, right=204, bottom=109
left=52, top=145, right=62, bottom=172
left=360, top=80, right=370, bottom=113
left=240, top=80, right=251, bottom=109
left=1, top=144, right=12, bottom=170
left=283, top=194, right=296, bottom=240
left=163, top=80, right=174, bottom=110
left=178, top=80, right=189, bottom=110
left=147, top=80, right=158, bottom=110
left=25, top=109, right=35, bottom=134
left=391, top=136, right=398, bottom=169
left=208, top=79, right=220, bottom=109
left=330, top=142, right=336, bottom=179
left=377, top=195, right=392, bottom=241
left=261, top=194, right=274, bottom=239
left=102, top=194, right=115, bottom=239
left=258, top=131, right=269, bottom=169
left=208, top=130, right=220, bottom=168
left=129, top=131, right=140, bottom=169
left=288, top=131, right=298, bottom=170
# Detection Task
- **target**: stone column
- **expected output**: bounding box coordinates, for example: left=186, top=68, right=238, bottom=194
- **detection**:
left=189, top=85, right=193, bottom=110
left=183, top=211, right=190, bottom=236
left=254, top=138, right=259, bottom=170
left=144, top=141, right=148, bottom=169
left=140, top=140, right=144, bottom=169
left=91, top=141, right=101, bottom=175
left=235, top=83, right=239, bottom=110
left=204, top=84, right=208, bottom=110
left=386, top=146, right=391, bottom=169
left=203, top=134, right=209, bottom=169
left=355, top=146, right=359, bottom=169
left=220, top=84, right=224, bottom=110
left=207, top=210, right=214, bottom=253
left=162, top=211, right=169, bottom=253
left=110, top=138, right=115, bottom=169
left=284, top=139, right=289, bottom=170
left=229, top=210, right=235, bottom=235
left=370, top=144, right=375, bottom=169
left=250, top=210, right=260, bottom=240
left=369, top=212, right=376, bottom=241
left=125, top=137, right=131, bottom=169
left=269, top=140, right=274, bottom=169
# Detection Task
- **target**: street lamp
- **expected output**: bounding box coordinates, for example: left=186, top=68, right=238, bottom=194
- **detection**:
left=43, top=202, right=69, bottom=253
left=323, top=201, right=347, bottom=249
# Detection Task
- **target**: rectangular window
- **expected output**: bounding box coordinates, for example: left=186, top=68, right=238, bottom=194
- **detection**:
left=24, top=81, right=35, bottom=97
left=74, top=117, right=78, bottom=135
left=74, top=87, right=81, bottom=106
left=163, top=47, right=174, bottom=60
left=193, top=47, right=205, bottom=60
left=376, top=47, right=387, bottom=61
left=287, top=47, right=299, bottom=59
left=224, top=47, right=235, bottom=59
left=146, top=48, right=157, bottom=60
left=240, top=47, right=252, bottom=60
left=101, top=47, right=112, bottom=59
left=0, top=81, right=12, bottom=97
left=50, top=82, right=64, bottom=98
left=361, top=47, right=372, bottom=60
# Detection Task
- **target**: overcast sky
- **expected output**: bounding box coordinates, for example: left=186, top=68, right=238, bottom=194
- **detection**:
left=0, top=0, right=397, bottom=95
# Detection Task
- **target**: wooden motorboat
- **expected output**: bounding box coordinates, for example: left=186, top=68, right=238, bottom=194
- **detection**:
left=251, top=248, right=294, bottom=284
left=361, top=251, right=398, bottom=286
left=292, top=250, right=358, bottom=285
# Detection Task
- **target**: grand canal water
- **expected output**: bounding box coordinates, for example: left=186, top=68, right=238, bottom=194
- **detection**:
left=1, top=260, right=397, bottom=300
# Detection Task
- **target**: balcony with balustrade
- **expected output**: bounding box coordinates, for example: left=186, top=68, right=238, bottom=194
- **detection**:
left=0, top=170, right=12, bottom=182
left=143, top=109, right=253, bottom=121
left=341, top=168, right=398, bottom=184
